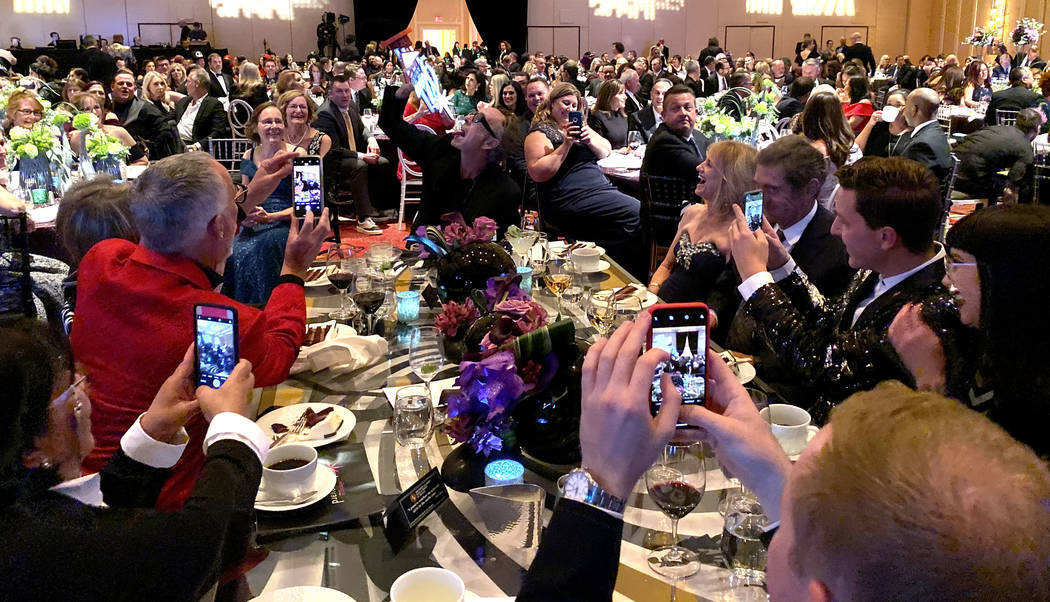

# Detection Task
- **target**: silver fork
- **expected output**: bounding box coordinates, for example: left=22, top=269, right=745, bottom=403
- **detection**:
left=270, top=413, right=309, bottom=448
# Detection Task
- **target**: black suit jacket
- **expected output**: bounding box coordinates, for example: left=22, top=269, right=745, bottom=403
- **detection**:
left=173, top=95, right=230, bottom=144
left=891, top=122, right=953, bottom=182
left=624, top=91, right=645, bottom=115
left=684, top=76, right=705, bottom=99
left=954, top=124, right=1034, bottom=185
left=1, top=441, right=261, bottom=601
left=746, top=257, right=974, bottom=423
left=896, top=65, right=919, bottom=90
left=640, top=123, right=711, bottom=182
left=78, top=47, right=117, bottom=87
left=986, top=85, right=1041, bottom=125
left=627, top=105, right=660, bottom=142
left=314, top=98, right=366, bottom=152
left=207, top=70, right=235, bottom=98
left=843, top=42, right=876, bottom=74
left=117, top=97, right=183, bottom=159
left=790, top=206, right=856, bottom=298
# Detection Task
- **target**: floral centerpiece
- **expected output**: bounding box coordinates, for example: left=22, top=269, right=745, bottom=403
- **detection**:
left=72, top=112, right=130, bottom=178
left=963, top=26, right=1000, bottom=47
left=434, top=272, right=578, bottom=490
left=406, top=212, right=515, bottom=302
left=1011, top=18, right=1045, bottom=46
left=696, top=80, right=779, bottom=144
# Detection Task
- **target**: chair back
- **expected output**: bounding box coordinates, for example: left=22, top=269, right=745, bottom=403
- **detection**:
left=997, top=108, right=1019, bottom=127
left=641, top=173, right=699, bottom=277
left=0, top=213, right=35, bottom=320
left=936, top=103, right=952, bottom=135
left=205, top=138, right=254, bottom=176
left=873, top=87, right=888, bottom=110
left=938, top=154, right=961, bottom=242
left=228, top=98, right=253, bottom=138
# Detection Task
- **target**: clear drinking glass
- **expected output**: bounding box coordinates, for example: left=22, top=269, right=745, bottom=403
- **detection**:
left=507, top=229, right=539, bottom=267
left=409, top=326, right=445, bottom=400
left=645, top=442, right=706, bottom=578
left=545, top=256, right=572, bottom=315
left=394, top=385, right=434, bottom=449
left=585, top=290, right=642, bottom=338
left=720, top=487, right=769, bottom=587
left=327, top=243, right=358, bottom=320
left=627, top=130, right=643, bottom=154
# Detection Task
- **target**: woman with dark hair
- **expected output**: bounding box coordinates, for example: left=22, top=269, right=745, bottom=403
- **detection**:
left=842, top=73, right=873, bottom=133
left=449, top=70, right=486, bottom=116
left=795, top=38, right=818, bottom=66
left=963, top=60, right=992, bottom=107
left=525, top=82, right=640, bottom=266
left=856, top=88, right=909, bottom=157
left=890, top=205, right=1050, bottom=458
left=587, top=78, right=629, bottom=148
left=0, top=320, right=268, bottom=599
left=938, top=66, right=968, bottom=106
left=497, top=80, right=527, bottom=119
left=799, top=92, right=859, bottom=208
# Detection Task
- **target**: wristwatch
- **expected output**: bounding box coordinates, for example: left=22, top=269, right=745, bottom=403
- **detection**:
left=561, top=468, right=627, bottom=515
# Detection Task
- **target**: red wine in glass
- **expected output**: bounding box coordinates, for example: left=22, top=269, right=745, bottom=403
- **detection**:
left=649, top=480, right=704, bottom=520
left=328, top=272, right=354, bottom=290
left=353, top=291, right=386, bottom=315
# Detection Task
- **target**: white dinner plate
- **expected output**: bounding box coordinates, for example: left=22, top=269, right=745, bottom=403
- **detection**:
left=250, top=586, right=354, bottom=602
left=304, top=266, right=331, bottom=288
left=255, top=463, right=338, bottom=512
left=256, top=403, right=356, bottom=449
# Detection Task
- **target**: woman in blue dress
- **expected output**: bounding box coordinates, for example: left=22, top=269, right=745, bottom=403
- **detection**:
left=223, top=102, right=305, bottom=304
left=524, top=82, right=641, bottom=268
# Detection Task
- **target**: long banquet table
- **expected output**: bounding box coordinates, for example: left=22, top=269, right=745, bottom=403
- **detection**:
left=246, top=252, right=784, bottom=601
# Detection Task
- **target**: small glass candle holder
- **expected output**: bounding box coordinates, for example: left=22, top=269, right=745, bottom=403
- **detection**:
left=484, top=459, right=525, bottom=486
left=516, top=266, right=534, bottom=295
left=396, top=290, right=421, bottom=323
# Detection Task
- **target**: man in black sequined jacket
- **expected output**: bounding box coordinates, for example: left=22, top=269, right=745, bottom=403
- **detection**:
left=728, top=157, right=976, bottom=423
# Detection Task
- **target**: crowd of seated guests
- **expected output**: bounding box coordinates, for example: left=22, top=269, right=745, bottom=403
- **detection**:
left=4, top=30, right=1050, bottom=600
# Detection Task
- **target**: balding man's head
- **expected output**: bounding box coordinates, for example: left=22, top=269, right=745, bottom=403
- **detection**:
left=903, top=87, right=940, bottom=126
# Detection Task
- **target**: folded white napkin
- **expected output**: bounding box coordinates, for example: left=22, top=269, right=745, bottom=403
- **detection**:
left=292, top=330, right=388, bottom=374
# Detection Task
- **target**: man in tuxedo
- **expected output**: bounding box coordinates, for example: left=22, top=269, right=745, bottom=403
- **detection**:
left=770, top=58, right=793, bottom=87
left=894, top=55, right=920, bottom=89
left=628, top=78, right=672, bottom=142
left=619, top=68, right=645, bottom=114
left=174, top=68, right=229, bottom=149
left=313, top=74, right=394, bottom=233
left=842, top=32, right=876, bottom=75
left=77, top=35, right=117, bottom=88
left=986, top=67, right=1041, bottom=125
left=1015, top=45, right=1047, bottom=70
left=262, top=56, right=279, bottom=86
left=707, top=60, right=731, bottom=94
left=206, top=53, right=234, bottom=105
left=641, top=85, right=711, bottom=183
left=891, top=88, right=953, bottom=183
left=110, top=70, right=182, bottom=159
left=953, top=108, right=1040, bottom=203
left=774, top=77, right=813, bottom=121
left=729, top=156, right=974, bottom=422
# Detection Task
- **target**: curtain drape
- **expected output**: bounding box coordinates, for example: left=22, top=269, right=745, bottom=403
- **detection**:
left=462, top=0, right=528, bottom=59
left=352, top=0, right=420, bottom=55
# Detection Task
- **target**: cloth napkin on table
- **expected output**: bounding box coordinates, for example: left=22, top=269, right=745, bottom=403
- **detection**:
left=291, top=331, right=388, bottom=375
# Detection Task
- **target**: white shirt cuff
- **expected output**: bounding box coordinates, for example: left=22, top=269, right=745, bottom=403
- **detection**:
left=738, top=271, right=776, bottom=301
left=203, top=412, right=271, bottom=465
left=769, top=257, right=798, bottom=283
left=120, top=414, right=189, bottom=469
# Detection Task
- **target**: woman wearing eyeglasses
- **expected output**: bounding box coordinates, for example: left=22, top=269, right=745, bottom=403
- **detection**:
left=2, top=90, right=46, bottom=134
left=0, top=320, right=270, bottom=600
left=889, top=205, right=1050, bottom=458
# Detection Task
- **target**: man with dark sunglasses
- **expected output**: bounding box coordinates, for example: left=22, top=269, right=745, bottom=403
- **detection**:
left=377, top=81, right=521, bottom=233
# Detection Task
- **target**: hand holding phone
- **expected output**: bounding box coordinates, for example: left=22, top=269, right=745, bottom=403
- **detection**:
left=568, top=110, right=584, bottom=139
left=194, top=304, right=239, bottom=389
left=292, top=155, right=324, bottom=219
left=647, top=303, right=709, bottom=427
left=743, top=190, right=763, bottom=232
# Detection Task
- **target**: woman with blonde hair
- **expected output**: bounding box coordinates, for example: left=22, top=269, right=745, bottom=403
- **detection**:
left=648, top=141, right=758, bottom=331
left=525, top=82, right=640, bottom=266
left=141, top=70, right=182, bottom=116
left=167, top=62, right=187, bottom=93
left=276, top=89, right=330, bottom=157
left=234, top=61, right=269, bottom=109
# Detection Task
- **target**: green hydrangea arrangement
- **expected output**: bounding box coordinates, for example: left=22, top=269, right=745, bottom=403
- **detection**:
left=5, top=123, right=60, bottom=168
left=72, top=111, right=130, bottom=161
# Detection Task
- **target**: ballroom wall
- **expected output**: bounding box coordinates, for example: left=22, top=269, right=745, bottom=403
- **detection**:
left=2, top=0, right=354, bottom=60
left=527, top=0, right=1050, bottom=63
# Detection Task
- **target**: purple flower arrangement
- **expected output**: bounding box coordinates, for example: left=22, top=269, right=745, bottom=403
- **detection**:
left=411, top=212, right=498, bottom=259
left=1011, top=18, right=1045, bottom=46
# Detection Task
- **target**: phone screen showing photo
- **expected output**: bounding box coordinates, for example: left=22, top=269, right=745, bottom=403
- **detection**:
left=293, top=159, right=323, bottom=217
left=195, top=305, right=237, bottom=388
left=744, top=190, right=763, bottom=232
left=649, top=307, right=707, bottom=425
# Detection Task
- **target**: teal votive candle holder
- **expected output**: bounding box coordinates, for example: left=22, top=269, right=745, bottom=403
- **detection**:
left=516, top=266, right=534, bottom=295
left=396, top=291, right=420, bottom=323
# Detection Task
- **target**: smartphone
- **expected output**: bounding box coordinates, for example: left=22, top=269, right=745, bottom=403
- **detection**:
left=194, top=304, right=239, bottom=389
left=743, top=190, right=763, bottom=232
left=568, top=110, right=584, bottom=138
left=647, top=303, right=709, bottom=427
left=292, top=155, right=324, bottom=219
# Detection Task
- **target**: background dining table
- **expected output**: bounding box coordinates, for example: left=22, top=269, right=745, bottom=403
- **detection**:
left=245, top=251, right=787, bottom=602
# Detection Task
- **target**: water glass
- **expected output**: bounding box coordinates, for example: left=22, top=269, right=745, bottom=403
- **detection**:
left=516, top=266, right=534, bottom=295
left=721, top=488, right=769, bottom=586
left=395, top=385, right=434, bottom=449
left=396, top=291, right=420, bottom=323
left=627, top=130, right=643, bottom=154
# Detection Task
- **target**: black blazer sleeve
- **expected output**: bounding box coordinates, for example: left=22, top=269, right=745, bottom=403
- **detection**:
left=313, top=106, right=346, bottom=149
left=192, top=99, right=230, bottom=144
left=518, top=500, right=622, bottom=601
left=378, top=85, right=441, bottom=168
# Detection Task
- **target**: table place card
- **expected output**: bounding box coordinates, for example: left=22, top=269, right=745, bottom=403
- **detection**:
left=382, top=467, right=450, bottom=551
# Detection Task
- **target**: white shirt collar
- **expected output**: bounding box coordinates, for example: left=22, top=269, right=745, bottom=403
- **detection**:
left=910, top=119, right=938, bottom=136
left=877, top=242, right=946, bottom=297
left=51, top=473, right=106, bottom=507
left=778, top=201, right=818, bottom=251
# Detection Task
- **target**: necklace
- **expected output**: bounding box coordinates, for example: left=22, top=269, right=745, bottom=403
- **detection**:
left=286, top=125, right=309, bottom=148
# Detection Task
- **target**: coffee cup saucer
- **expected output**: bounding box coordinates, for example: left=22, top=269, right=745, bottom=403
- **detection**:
left=255, top=463, right=337, bottom=512
left=787, top=426, right=820, bottom=462
left=568, top=259, right=611, bottom=274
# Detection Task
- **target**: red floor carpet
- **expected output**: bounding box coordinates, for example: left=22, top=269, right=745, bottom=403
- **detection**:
left=321, top=219, right=413, bottom=255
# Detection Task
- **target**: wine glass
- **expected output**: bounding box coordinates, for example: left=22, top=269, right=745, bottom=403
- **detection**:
left=352, top=277, right=386, bottom=335
left=507, top=229, right=539, bottom=267
left=327, top=243, right=358, bottom=320
left=585, top=290, right=642, bottom=338
left=627, top=130, right=643, bottom=155
left=409, top=326, right=445, bottom=400
left=645, top=442, right=706, bottom=578
left=545, top=257, right=572, bottom=315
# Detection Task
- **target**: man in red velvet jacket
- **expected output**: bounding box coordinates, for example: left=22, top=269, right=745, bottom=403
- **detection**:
left=71, top=152, right=330, bottom=510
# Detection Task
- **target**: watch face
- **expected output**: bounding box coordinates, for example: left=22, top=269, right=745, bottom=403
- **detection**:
left=563, top=471, right=591, bottom=499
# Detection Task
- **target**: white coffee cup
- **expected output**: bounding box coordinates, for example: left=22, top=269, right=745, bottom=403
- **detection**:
left=571, top=247, right=601, bottom=272
left=880, top=105, right=900, bottom=123
left=390, top=567, right=465, bottom=602
left=758, top=404, right=820, bottom=456
left=261, top=443, right=318, bottom=497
